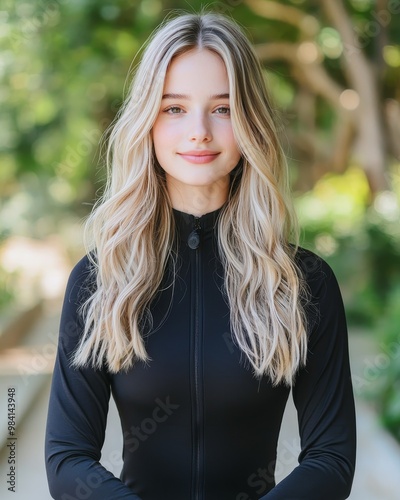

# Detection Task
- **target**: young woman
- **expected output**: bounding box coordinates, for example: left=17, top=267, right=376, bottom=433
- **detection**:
left=45, top=11, right=356, bottom=500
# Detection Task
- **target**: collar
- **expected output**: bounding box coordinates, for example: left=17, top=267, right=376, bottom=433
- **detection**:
left=172, top=205, right=225, bottom=249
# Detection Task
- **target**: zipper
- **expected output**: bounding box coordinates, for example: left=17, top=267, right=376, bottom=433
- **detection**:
left=189, top=216, right=204, bottom=500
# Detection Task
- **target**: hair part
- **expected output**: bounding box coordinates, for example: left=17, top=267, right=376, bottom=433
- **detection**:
left=71, top=10, right=309, bottom=386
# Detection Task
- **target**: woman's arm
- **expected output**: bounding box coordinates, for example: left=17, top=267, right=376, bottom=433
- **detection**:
left=45, top=256, right=142, bottom=499
left=260, top=251, right=356, bottom=500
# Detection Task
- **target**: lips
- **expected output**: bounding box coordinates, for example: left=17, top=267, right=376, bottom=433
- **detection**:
left=177, top=150, right=220, bottom=164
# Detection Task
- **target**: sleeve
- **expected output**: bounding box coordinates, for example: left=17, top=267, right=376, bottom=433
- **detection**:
left=260, top=252, right=356, bottom=500
left=45, top=256, right=142, bottom=500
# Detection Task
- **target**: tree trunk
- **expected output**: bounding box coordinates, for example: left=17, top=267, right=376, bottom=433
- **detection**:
left=321, top=0, right=388, bottom=193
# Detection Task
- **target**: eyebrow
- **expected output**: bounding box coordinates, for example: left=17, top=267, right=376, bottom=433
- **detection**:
left=162, top=93, right=230, bottom=100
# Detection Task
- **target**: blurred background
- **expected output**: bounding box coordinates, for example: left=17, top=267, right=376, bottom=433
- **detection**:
left=0, top=0, right=399, bottom=498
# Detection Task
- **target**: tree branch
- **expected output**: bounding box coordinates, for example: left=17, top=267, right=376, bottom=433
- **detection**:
left=244, top=0, right=320, bottom=36
left=255, top=42, right=344, bottom=108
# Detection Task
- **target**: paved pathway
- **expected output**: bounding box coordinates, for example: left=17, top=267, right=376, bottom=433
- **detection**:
left=0, top=307, right=399, bottom=499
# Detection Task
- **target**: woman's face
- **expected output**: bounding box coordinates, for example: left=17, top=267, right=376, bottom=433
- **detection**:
left=152, top=49, right=241, bottom=195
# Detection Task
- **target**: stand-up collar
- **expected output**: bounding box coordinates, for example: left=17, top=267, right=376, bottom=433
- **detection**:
left=172, top=205, right=224, bottom=249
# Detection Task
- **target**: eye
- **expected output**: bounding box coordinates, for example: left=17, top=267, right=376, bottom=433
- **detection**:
left=215, top=106, right=230, bottom=115
left=164, top=106, right=183, bottom=114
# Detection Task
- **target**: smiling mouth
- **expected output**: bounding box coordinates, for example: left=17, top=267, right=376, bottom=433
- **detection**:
left=177, top=152, right=220, bottom=164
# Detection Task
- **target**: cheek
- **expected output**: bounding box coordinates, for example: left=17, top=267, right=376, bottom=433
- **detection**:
left=152, top=122, right=164, bottom=151
left=222, top=124, right=240, bottom=157
left=153, top=121, right=179, bottom=151
left=152, top=122, right=176, bottom=167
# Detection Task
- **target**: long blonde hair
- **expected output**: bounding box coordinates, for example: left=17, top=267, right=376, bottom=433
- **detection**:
left=71, top=10, right=309, bottom=386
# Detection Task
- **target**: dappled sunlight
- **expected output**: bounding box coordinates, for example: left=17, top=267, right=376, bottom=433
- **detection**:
left=296, top=41, right=321, bottom=64
left=340, top=89, right=360, bottom=110
left=374, top=190, right=400, bottom=222
left=317, top=27, right=343, bottom=59
left=0, top=346, right=55, bottom=375
left=0, top=236, right=71, bottom=305
left=295, top=165, right=371, bottom=236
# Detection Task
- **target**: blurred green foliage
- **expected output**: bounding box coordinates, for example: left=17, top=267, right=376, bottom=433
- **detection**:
left=296, top=166, right=400, bottom=327
left=374, top=286, right=400, bottom=442
left=0, top=265, right=16, bottom=312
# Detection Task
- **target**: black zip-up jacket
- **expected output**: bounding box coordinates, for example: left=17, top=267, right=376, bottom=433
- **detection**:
left=45, top=205, right=356, bottom=499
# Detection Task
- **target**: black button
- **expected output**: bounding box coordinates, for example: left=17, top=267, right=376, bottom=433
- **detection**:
left=188, top=230, right=200, bottom=249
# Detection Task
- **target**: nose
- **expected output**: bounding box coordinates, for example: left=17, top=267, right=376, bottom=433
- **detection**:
left=189, top=111, right=212, bottom=143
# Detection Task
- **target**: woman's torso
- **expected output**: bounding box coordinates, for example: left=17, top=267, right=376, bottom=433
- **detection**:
left=111, top=207, right=290, bottom=500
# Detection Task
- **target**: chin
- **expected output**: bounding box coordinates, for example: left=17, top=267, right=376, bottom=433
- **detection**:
left=182, top=174, right=226, bottom=187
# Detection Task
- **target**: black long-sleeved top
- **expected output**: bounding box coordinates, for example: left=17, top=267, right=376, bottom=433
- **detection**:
left=45, top=205, right=356, bottom=499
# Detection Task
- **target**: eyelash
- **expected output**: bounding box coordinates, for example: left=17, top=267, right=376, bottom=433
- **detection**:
left=164, top=106, right=230, bottom=115
left=215, top=106, right=230, bottom=115
left=164, top=106, right=182, bottom=114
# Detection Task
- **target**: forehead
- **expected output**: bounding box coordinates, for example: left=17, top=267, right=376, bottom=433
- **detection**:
left=163, top=49, right=229, bottom=90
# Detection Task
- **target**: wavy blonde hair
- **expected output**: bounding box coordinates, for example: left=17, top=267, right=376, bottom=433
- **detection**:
left=71, top=10, right=309, bottom=386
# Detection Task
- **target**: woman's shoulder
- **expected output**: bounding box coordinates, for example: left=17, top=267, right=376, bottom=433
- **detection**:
left=69, top=252, right=95, bottom=275
left=64, top=252, right=97, bottom=306
left=293, top=245, right=341, bottom=303
left=293, top=246, right=345, bottom=333
left=293, top=246, right=338, bottom=289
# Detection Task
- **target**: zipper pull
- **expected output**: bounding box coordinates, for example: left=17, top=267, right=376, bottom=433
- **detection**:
left=188, top=217, right=201, bottom=249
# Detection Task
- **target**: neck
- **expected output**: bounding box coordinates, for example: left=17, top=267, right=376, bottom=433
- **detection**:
left=166, top=178, right=230, bottom=216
